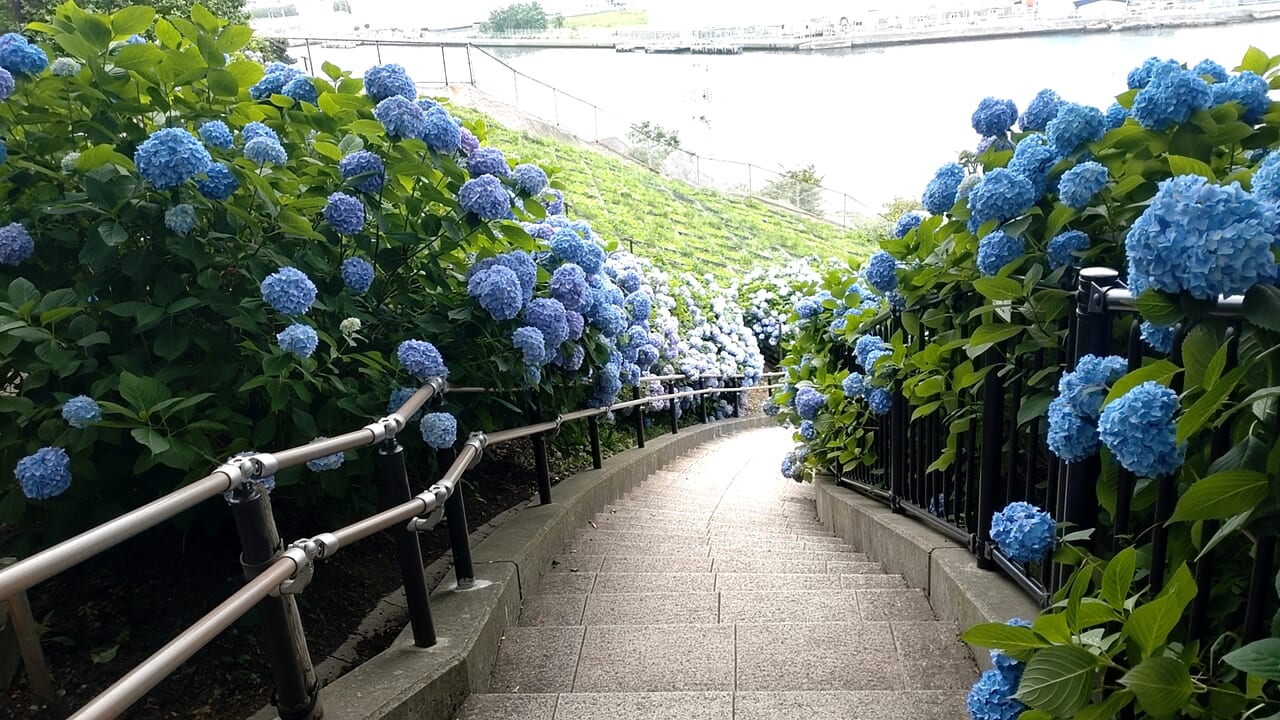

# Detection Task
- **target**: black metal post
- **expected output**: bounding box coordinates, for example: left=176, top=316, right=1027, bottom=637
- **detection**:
left=730, top=378, right=741, bottom=418
left=1245, top=535, right=1276, bottom=642
left=378, top=439, right=436, bottom=647
left=889, top=386, right=907, bottom=512
left=975, top=346, right=1005, bottom=570
left=588, top=415, right=603, bottom=469
left=631, top=386, right=646, bottom=448
left=228, top=487, right=323, bottom=720
left=438, top=448, right=474, bottom=588
left=528, top=397, right=553, bottom=504
left=698, top=377, right=709, bottom=424
left=668, top=382, right=679, bottom=435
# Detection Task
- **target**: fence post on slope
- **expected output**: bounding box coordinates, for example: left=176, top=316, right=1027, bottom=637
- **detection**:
left=378, top=438, right=437, bottom=647
left=632, top=386, right=646, bottom=448
left=975, top=345, right=1006, bottom=571
left=439, top=447, right=475, bottom=589
left=466, top=44, right=475, bottom=84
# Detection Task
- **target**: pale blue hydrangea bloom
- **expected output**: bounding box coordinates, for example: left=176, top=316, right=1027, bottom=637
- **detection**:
left=1059, top=354, right=1127, bottom=419
left=864, top=251, right=898, bottom=293
left=282, top=76, right=318, bottom=105
left=305, top=439, right=345, bottom=472
left=967, top=669, right=1024, bottom=720
left=1047, top=230, right=1090, bottom=269
left=1058, top=161, right=1109, bottom=209
left=374, top=96, right=427, bottom=139
left=1047, top=396, right=1098, bottom=462
left=1020, top=88, right=1063, bottom=131
left=363, top=63, right=416, bottom=103
left=199, top=120, right=234, bottom=149
left=420, top=412, right=457, bottom=449
left=922, top=162, right=965, bottom=215
left=971, top=97, right=1018, bottom=136
left=795, top=387, right=826, bottom=421
left=50, top=57, right=80, bottom=76
left=468, top=147, right=509, bottom=178
left=1098, top=381, right=1186, bottom=478
left=1132, top=61, right=1211, bottom=130
left=458, top=175, right=511, bottom=220
left=14, top=446, right=71, bottom=499
left=867, top=388, right=892, bottom=415
left=550, top=263, right=587, bottom=310
left=1105, top=102, right=1129, bottom=130
left=1141, top=321, right=1175, bottom=353
left=854, top=334, right=890, bottom=370
left=241, top=121, right=279, bottom=143
left=421, top=106, right=461, bottom=153
left=341, top=257, right=374, bottom=293
left=397, top=339, right=448, bottom=379
left=0, top=33, right=48, bottom=76
left=324, top=192, right=365, bottom=235
left=526, top=297, right=569, bottom=348
left=276, top=323, right=319, bottom=359
left=976, top=231, right=1025, bottom=276
left=842, top=372, right=866, bottom=398
left=892, top=213, right=923, bottom=240
left=990, top=501, right=1054, bottom=563
left=243, top=136, right=287, bottom=165
left=61, top=395, right=101, bottom=429
left=1046, top=103, right=1106, bottom=154
left=339, top=150, right=385, bottom=193
left=0, top=222, right=34, bottom=265
left=968, top=169, right=1036, bottom=229
left=164, top=204, right=196, bottom=235
left=197, top=163, right=238, bottom=200
left=134, top=128, right=211, bottom=189
left=260, top=266, right=317, bottom=316
left=512, top=163, right=549, bottom=195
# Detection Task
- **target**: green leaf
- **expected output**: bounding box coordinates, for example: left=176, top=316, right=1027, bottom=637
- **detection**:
left=153, top=18, right=181, bottom=48
left=1167, top=154, right=1216, bottom=181
left=1171, top=470, right=1269, bottom=522
left=915, top=376, right=945, bottom=398
left=1101, top=546, right=1136, bottom=610
left=130, top=427, right=171, bottom=455
left=1243, top=284, right=1280, bottom=332
left=190, top=3, right=219, bottom=31
left=1125, top=565, right=1196, bottom=657
left=75, top=14, right=113, bottom=50
left=110, top=6, right=155, bottom=37
left=206, top=68, right=238, bottom=97
left=1135, top=289, right=1183, bottom=327
left=1177, top=366, right=1245, bottom=443
left=215, top=25, right=253, bottom=54
left=1240, top=46, right=1270, bottom=75
left=1044, top=204, right=1076, bottom=241
left=1224, top=638, right=1280, bottom=680
left=1120, top=656, right=1193, bottom=718
left=1197, top=510, right=1253, bottom=561
left=967, top=324, right=1026, bottom=358
left=1014, top=645, right=1098, bottom=716
left=960, top=623, right=1051, bottom=652
left=1075, top=691, right=1134, bottom=720
left=118, top=371, right=171, bottom=411
left=973, top=277, right=1023, bottom=301
left=1102, top=360, right=1178, bottom=406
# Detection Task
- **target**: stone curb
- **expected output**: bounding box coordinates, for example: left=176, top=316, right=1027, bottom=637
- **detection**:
left=253, top=415, right=771, bottom=720
left=812, top=476, right=1040, bottom=670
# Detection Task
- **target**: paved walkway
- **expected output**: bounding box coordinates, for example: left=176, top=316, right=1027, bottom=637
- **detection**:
left=456, top=427, right=976, bottom=719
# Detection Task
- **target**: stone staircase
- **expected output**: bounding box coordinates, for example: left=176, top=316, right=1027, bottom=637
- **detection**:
left=456, top=428, right=976, bottom=719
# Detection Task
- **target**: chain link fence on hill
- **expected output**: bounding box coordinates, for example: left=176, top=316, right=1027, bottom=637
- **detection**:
left=283, top=37, right=873, bottom=227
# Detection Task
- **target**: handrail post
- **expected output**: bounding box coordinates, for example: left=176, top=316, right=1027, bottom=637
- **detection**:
left=975, top=345, right=1006, bottom=570
left=588, top=415, right=604, bottom=469
left=730, top=378, right=741, bottom=418
left=377, top=438, right=436, bottom=647
left=668, top=382, right=679, bottom=434
left=0, top=558, right=55, bottom=703
left=889, top=385, right=907, bottom=512
left=227, top=487, right=323, bottom=720
left=698, top=377, right=709, bottom=424
left=528, top=400, right=552, bottom=504
left=439, top=448, right=475, bottom=589
left=631, top=386, right=646, bottom=448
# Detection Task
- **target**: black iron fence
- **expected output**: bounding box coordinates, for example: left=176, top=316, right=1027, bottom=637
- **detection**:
left=834, top=267, right=1274, bottom=634
left=0, top=371, right=779, bottom=719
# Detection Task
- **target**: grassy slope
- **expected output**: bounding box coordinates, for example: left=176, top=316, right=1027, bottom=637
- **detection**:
left=467, top=115, right=878, bottom=277
left=563, top=10, right=648, bottom=28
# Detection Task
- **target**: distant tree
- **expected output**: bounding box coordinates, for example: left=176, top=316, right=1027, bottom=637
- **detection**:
left=483, top=2, right=547, bottom=33
left=551, top=13, right=564, bottom=29
left=333, top=0, right=350, bottom=12
left=880, top=197, right=924, bottom=223
left=626, top=121, right=681, bottom=169
left=762, top=165, right=824, bottom=215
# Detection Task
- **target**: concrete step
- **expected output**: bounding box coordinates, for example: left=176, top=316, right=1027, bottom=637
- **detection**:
left=585, top=518, right=835, bottom=541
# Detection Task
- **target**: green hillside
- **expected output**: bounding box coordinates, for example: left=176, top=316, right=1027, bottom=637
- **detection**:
left=461, top=111, right=879, bottom=277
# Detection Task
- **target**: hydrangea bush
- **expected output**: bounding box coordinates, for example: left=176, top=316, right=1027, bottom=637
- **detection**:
left=768, top=45, right=1280, bottom=720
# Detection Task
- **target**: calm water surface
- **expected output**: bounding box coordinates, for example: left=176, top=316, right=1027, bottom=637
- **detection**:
left=311, top=21, right=1279, bottom=210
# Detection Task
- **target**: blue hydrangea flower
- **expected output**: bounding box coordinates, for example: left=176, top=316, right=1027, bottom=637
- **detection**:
left=968, top=169, right=1036, bottom=229
left=459, top=175, right=512, bottom=220
left=467, top=266, right=524, bottom=320
left=763, top=399, right=781, bottom=416
left=555, top=343, right=586, bottom=371
left=260, top=266, right=317, bottom=316
left=991, top=501, right=1055, bottom=563
left=1193, top=59, right=1229, bottom=83
left=62, top=395, right=101, bottom=429
left=1132, top=62, right=1211, bottom=130
left=241, top=121, right=279, bottom=143
left=1105, top=102, right=1129, bottom=130
left=420, top=412, right=457, bottom=449
left=468, top=147, right=509, bottom=178
left=854, top=334, right=890, bottom=370
left=305, top=440, right=345, bottom=472
left=341, top=256, right=374, bottom=293
left=339, top=150, right=385, bottom=193
left=544, top=188, right=566, bottom=215
left=0, top=222, right=34, bottom=265
left=0, top=67, right=13, bottom=99
left=1059, top=355, right=1127, bottom=419
left=1047, top=396, right=1099, bottom=463
left=799, top=420, right=817, bottom=440
left=14, top=446, right=71, bottom=499
left=199, top=120, right=234, bottom=150
left=324, top=192, right=365, bottom=235
left=421, top=106, right=461, bottom=152
left=363, top=63, right=416, bottom=103
left=887, top=290, right=906, bottom=312
left=526, top=297, right=569, bottom=348
left=134, top=128, right=212, bottom=190
left=842, top=372, right=866, bottom=398
left=244, top=136, right=287, bottom=165
left=565, top=310, right=584, bottom=341
left=625, top=291, right=652, bottom=322
left=922, top=162, right=965, bottom=215
left=969, top=667, right=1024, bottom=720
left=249, top=65, right=302, bottom=100
left=972, top=97, right=1018, bottom=137
left=795, top=387, right=826, bottom=421
left=0, top=33, right=48, bottom=76
left=892, top=213, right=923, bottom=240
left=1126, top=175, right=1277, bottom=299
left=589, top=362, right=623, bottom=407
left=1212, top=71, right=1271, bottom=123
left=1020, top=88, right=1063, bottom=131
left=459, top=126, right=480, bottom=154
left=282, top=76, right=318, bottom=104
left=795, top=297, right=822, bottom=319
left=636, top=343, right=659, bottom=369
left=1253, top=151, right=1280, bottom=202
left=1047, top=230, right=1091, bottom=269
left=196, top=163, right=238, bottom=200
left=277, top=323, right=319, bottom=359
left=397, top=339, right=449, bottom=379
left=864, top=251, right=899, bottom=293
left=1099, top=381, right=1185, bottom=477
left=50, top=56, right=79, bottom=76
left=1007, top=134, right=1060, bottom=198
left=1128, top=56, right=1167, bottom=89
left=867, top=388, right=892, bottom=415
left=1058, top=161, right=1109, bottom=209
left=1141, top=321, right=1175, bottom=353
left=976, top=136, right=1013, bottom=154
left=374, top=96, right=427, bottom=139
left=976, top=231, right=1026, bottom=276
left=1046, top=103, right=1106, bottom=154
left=164, top=204, right=196, bottom=235
left=387, top=386, right=424, bottom=421
left=512, top=163, right=549, bottom=195
left=514, top=326, right=550, bottom=364
left=496, top=251, right=536, bottom=302
left=550, top=263, right=588, bottom=310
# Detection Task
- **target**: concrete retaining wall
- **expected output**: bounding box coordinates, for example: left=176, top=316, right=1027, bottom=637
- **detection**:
left=813, top=477, right=1040, bottom=669
left=290, top=415, right=771, bottom=720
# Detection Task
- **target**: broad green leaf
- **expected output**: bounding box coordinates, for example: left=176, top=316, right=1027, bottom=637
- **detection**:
left=1101, top=546, right=1136, bottom=610
left=1197, top=510, right=1253, bottom=561
left=206, top=68, right=238, bottom=97
left=216, top=25, right=253, bottom=54
left=966, top=324, right=1026, bottom=358
left=1125, top=565, right=1196, bottom=657
left=1135, top=289, right=1183, bottom=327
left=1075, top=690, right=1134, bottom=720
left=915, top=376, right=945, bottom=398
left=118, top=371, right=171, bottom=411
left=110, top=6, right=155, bottom=36
left=130, top=427, right=171, bottom=455
left=190, top=3, right=220, bottom=31
left=1243, top=284, right=1280, bottom=332
left=1224, top=638, right=1280, bottom=680
left=1170, top=470, right=1269, bottom=522
left=1177, top=366, right=1246, bottom=443
left=1167, top=154, right=1215, bottom=181
left=1102, top=360, right=1178, bottom=406
left=1240, top=46, right=1270, bottom=75
left=111, top=43, right=166, bottom=71
left=1120, top=656, right=1193, bottom=717
left=1014, top=645, right=1098, bottom=716
left=973, top=277, right=1022, bottom=302
left=960, top=623, right=1051, bottom=652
